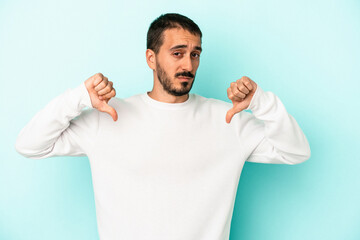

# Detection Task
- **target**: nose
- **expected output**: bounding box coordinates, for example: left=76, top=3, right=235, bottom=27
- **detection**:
left=181, top=55, right=193, bottom=72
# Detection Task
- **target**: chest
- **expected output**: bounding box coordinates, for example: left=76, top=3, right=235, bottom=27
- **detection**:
left=90, top=112, right=244, bottom=180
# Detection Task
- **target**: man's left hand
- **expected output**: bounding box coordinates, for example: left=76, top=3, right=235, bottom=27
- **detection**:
left=226, top=76, right=257, bottom=124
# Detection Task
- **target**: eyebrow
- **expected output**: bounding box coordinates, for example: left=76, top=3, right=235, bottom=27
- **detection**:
left=169, top=45, right=202, bottom=52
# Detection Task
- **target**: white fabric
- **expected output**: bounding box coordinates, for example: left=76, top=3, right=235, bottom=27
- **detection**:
left=15, top=82, right=310, bottom=240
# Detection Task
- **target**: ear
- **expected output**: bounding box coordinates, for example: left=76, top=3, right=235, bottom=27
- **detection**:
left=146, top=49, right=156, bottom=70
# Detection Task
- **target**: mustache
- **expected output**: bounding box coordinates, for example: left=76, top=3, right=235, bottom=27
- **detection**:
left=175, top=71, right=194, bottom=78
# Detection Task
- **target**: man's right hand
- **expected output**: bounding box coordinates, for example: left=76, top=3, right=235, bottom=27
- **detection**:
left=84, top=73, right=118, bottom=121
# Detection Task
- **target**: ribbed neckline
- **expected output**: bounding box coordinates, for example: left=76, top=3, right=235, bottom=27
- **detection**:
left=140, top=92, right=195, bottom=110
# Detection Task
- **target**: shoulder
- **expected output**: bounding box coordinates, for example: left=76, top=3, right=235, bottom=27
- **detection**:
left=108, top=94, right=143, bottom=108
left=102, top=94, right=145, bottom=120
left=193, top=94, right=259, bottom=124
left=191, top=94, right=253, bottom=124
left=192, top=94, right=232, bottom=110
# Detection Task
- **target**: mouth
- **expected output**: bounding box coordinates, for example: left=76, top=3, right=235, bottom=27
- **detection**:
left=177, top=76, right=192, bottom=81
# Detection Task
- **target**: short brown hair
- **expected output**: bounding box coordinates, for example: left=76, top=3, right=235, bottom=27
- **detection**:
left=147, top=13, right=202, bottom=54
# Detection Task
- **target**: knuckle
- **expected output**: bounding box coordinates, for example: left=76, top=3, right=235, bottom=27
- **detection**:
left=95, top=73, right=103, bottom=79
left=94, top=76, right=103, bottom=84
left=96, top=82, right=106, bottom=90
left=107, top=89, right=115, bottom=96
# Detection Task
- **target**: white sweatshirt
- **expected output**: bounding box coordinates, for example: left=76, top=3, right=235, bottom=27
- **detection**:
left=15, top=83, right=310, bottom=240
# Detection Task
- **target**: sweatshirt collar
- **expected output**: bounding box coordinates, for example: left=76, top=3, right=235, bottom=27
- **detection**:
left=141, top=92, right=195, bottom=110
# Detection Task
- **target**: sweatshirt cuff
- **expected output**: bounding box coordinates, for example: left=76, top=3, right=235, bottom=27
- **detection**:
left=71, top=82, right=93, bottom=110
left=246, top=85, right=274, bottom=117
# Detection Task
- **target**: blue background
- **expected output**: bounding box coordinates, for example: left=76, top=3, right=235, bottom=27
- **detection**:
left=1, top=0, right=359, bottom=239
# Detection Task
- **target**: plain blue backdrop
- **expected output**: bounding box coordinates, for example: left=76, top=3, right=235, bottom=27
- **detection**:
left=1, top=0, right=359, bottom=239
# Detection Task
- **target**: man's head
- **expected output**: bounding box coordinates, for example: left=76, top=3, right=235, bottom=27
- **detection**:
left=146, top=13, right=202, bottom=98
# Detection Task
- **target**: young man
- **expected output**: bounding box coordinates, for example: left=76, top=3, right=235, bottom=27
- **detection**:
left=15, top=13, right=310, bottom=240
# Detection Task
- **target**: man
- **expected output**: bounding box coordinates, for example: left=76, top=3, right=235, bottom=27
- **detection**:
left=15, top=13, right=310, bottom=240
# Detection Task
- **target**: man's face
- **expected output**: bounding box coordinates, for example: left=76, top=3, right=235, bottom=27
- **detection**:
left=154, top=28, right=202, bottom=96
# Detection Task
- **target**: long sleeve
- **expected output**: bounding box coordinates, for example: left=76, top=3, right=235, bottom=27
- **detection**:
left=15, top=83, right=99, bottom=159
left=241, top=86, right=311, bottom=165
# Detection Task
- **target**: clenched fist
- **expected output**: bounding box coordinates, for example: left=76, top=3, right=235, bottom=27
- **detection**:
left=226, top=76, right=257, bottom=124
left=84, top=73, right=118, bottom=121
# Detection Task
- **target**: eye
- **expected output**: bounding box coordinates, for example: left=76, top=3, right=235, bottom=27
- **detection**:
left=191, top=52, right=200, bottom=58
left=173, top=52, right=182, bottom=57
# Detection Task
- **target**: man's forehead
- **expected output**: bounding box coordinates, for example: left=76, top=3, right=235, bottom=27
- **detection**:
left=162, top=28, right=201, bottom=48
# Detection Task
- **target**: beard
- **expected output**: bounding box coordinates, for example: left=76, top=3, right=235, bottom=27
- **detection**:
left=156, top=61, right=195, bottom=97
